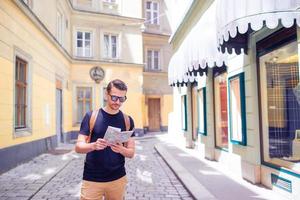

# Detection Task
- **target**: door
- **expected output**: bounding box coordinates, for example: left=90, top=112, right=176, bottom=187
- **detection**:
left=148, top=98, right=161, bottom=132
left=56, top=88, right=62, bottom=144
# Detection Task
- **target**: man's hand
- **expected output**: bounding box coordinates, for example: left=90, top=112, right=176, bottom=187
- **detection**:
left=93, top=138, right=109, bottom=150
left=110, top=143, right=125, bottom=154
left=110, top=138, right=135, bottom=158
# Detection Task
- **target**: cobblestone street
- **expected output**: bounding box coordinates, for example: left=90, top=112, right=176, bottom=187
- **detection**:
left=0, top=136, right=192, bottom=200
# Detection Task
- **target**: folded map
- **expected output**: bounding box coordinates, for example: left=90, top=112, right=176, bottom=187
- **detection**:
left=103, top=126, right=134, bottom=144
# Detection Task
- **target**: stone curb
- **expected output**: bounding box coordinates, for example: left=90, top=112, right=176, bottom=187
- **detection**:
left=155, top=144, right=217, bottom=200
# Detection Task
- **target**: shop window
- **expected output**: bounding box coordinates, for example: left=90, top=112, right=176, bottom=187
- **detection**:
left=214, top=71, right=228, bottom=149
left=181, top=95, right=187, bottom=131
left=197, top=87, right=207, bottom=135
left=258, top=26, right=300, bottom=172
left=228, top=73, right=247, bottom=145
left=77, top=87, right=92, bottom=122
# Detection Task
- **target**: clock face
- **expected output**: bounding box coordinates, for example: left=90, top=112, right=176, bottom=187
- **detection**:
left=90, top=66, right=105, bottom=83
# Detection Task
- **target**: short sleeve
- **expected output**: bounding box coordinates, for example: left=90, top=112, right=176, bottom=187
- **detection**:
left=79, top=112, right=91, bottom=136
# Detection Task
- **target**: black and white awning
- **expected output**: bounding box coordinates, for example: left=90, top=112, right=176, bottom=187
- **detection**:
left=168, top=1, right=227, bottom=86
left=216, top=0, right=300, bottom=54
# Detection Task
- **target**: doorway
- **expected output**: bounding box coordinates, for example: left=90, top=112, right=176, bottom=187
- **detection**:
left=56, top=86, right=63, bottom=144
left=148, top=98, right=161, bottom=132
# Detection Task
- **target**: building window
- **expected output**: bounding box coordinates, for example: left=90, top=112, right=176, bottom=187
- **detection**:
left=147, top=50, right=160, bottom=70
left=103, top=34, right=118, bottom=59
left=76, top=31, right=92, bottom=57
left=77, top=87, right=92, bottom=122
left=198, top=87, right=207, bottom=135
left=15, top=57, right=28, bottom=129
left=214, top=71, right=228, bottom=149
left=181, top=95, right=187, bottom=131
left=146, top=1, right=159, bottom=24
left=257, top=26, right=300, bottom=171
left=57, top=11, right=64, bottom=45
left=228, top=73, right=247, bottom=145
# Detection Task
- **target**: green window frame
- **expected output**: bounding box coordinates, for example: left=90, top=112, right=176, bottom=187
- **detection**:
left=197, top=87, right=207, bottom=135
left=181, top=95, right=187, bottom=131
left=228, top=72, right=247, bottom=146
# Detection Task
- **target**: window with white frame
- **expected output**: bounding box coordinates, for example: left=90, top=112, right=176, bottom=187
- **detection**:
left=103, top=34, right=118, bottom=59
left=76, top=87, right=92, bottom=122
left=146, top=1, right=159, bottom=24
left=147, top=50, right=160, bottom=70
left=57, top=11, right=64, bottom=45
left=76, top=31, right=92, bottom=57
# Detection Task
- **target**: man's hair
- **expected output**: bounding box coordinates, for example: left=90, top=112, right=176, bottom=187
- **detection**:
left=106, top=79, right=127, bottom=93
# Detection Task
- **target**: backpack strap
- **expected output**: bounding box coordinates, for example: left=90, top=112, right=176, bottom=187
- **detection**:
left=123, top=113, right=130, bottom=131
left=86, top=109, right=99, bottom=143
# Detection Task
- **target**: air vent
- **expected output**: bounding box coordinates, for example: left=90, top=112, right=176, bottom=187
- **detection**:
left=271, top=173, right=292, bottom=193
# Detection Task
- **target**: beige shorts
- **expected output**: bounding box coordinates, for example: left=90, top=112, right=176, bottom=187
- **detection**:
left=80, top=176, right=128, bottom=200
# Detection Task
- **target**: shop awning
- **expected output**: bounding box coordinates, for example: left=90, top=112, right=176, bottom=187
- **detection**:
left=216, top=0, right=300, bottom=54
left=168, top=1, right=227, bottom=86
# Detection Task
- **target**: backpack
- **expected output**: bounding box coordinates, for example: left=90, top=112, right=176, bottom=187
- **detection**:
left=85, top=109, right=130, bottom=143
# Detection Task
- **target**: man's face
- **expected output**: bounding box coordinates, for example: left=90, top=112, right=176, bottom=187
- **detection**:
left=106, top=86, right=127, bottom=111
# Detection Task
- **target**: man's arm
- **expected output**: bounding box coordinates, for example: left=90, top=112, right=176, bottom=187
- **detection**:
left=110, top=137, right=135, bottom=158
left=75, top=134, right=108, bottom=154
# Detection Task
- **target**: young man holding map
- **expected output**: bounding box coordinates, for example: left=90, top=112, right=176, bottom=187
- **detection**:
left=75, top=79, right=135, bottom=200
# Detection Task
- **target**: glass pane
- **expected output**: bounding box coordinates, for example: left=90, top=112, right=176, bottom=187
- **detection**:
left=230, top=77, right=242, bottom=141
left=146, top=1, right=151, bottom=9
left=77, top=32, right=83, bottom=39
left=214, top=73, right=228, bottom=148
left=85, top=40, right=90, bottom=48
left=260, top=40, right=300, bottom=164
left=77, top=47, right=83, bottom=56
left=85, top=48, right=90, bottom=57
left=153, top=12, right=158, bottom=24
left=85, top=88, right=91, bottom=99
left=147, top=50, right=152, bottom=69
left=77, top=102, right=83, bottom=122
left=153, top=2, right=158, bottom=10
left=104, top=35, right=109, bottom=57
left=77, top=40, right=82, bottom=47
left=85, top=32, right=90, bottom=40
left=146, top=12, right=151, bottom=21
left=85, top=102, right=91, bottom=113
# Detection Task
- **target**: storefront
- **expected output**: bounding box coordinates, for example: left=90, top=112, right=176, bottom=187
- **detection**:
left=168, top=0, right=300, bottom=198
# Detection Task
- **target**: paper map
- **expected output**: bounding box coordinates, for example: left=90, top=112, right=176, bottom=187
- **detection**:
left=103, top=126, right=134, bottom=144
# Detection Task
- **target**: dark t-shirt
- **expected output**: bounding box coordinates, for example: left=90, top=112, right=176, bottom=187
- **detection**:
left=79, top=108, right=134, bottom=182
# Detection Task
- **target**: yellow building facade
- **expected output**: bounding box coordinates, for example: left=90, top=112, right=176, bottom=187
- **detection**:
left=0, top=0, right=172, bottom=173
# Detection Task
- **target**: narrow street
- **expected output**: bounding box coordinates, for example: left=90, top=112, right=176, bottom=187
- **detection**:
left=0, top=134, right=192, bottom=200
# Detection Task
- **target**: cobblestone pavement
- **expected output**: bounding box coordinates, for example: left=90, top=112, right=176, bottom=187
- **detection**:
left=0, top=137, right=192, bottom=200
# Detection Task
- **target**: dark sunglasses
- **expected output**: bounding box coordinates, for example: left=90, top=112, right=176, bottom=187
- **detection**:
left=108, top=94, right=127, bottom=103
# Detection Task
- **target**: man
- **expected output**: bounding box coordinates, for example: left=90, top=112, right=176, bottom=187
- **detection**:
left=75, top=79, right=135, bottom=200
